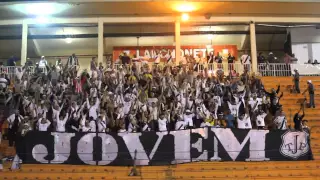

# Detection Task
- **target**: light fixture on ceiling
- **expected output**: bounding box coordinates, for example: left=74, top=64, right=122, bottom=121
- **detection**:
left=36, top=16, right=49, bottom=24
left=174, top=3, right=197, bottom=12
left=10, top=3, right=69, bottom=16
left=65, top=38, right=73, bottom=44
left=181, top=13, right=189, bottom=21
left=207, top=34, right=214, bottom=40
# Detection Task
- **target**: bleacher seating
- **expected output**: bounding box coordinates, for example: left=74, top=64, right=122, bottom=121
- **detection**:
left=0, top=77, right=319, bottom=179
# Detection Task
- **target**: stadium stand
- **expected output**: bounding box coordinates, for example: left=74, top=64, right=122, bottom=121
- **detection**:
left=1, top=76, right=319, bottom=180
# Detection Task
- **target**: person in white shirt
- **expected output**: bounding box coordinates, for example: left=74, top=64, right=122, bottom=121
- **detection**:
left=20, top=120, right=32, bottom=136
left=56, top=112, right=69, bottom=132
left=149, top=101, right=159, bottom=121
left=158, top=112, right=168, bottom=132
left=89, top=117, right=97, bottom=132
left=0, top=74, right=8, bottom=89
left=37, top=118, right=51, bottom=132
left=70, top=102, right=80, bottom=119
left=15, top=67, right=25, bottom=81
left=52, top=102, right=64, bottom=122
left=240, top=52, right=251, bottom=71
left=256, top=106, right=267, bottom=129
left=183, top=109, right=194, bottom=128
left=237, top=109, right=252, bottom=129
left=274, top=111, right=287, bottom=130
left=36, top=101, right=48, bottom=119
left=86, top=97, right=100, bottom=120
left=122, top=94, right=134, bottom=117
left=38, top=56, right=47, bottom=69
left=227, top=101, right=242, bottom=118
left=248, top=93, right=262, bottom=112
left=97, top=113, right=107, bottom=132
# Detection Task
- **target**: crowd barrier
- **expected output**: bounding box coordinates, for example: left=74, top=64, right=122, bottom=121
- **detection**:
left=258, top=63, right=320, bottom=76
left=0, top=66, right=47, bottom=80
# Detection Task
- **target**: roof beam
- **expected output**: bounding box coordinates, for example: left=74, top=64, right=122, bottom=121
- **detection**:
left=1, top=16, right=320, bottom=26
left=0, top=17, right=316, bottom=26
left=0, top=30, right=287, bottom=40
left=2, top=0, right=319, bottom=2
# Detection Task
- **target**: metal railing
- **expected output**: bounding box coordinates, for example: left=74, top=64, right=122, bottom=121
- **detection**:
left=0, top=66, right=48, bottom=79
left=258, top=63, right=320, bottom=76
left=2, top=63, right=320, bottom=78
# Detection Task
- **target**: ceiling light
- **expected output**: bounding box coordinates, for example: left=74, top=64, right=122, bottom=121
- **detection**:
left=208, top=34, right=214, bottom=40
left=36, top=16, right=49, bottom=24
left=181, top=13, right=189, bottom=21
left=10, top=3, right=70, bottom=16
left=65, top=38, right=73, bottom=44
left=174, top=3, right=197, bottom=12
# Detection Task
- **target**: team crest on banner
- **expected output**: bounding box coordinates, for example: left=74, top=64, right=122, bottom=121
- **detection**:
left=280, top=131, right=309, bottom=159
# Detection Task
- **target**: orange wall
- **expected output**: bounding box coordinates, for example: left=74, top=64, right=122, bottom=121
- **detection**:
left=113, top=45, right=238, bottom=62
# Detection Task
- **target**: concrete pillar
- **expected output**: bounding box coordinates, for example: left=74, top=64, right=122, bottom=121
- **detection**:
left=175, top=20, right=181, bottom=66
left=250, top=23, right=258, bottom=73
left=21, top=21, right=28, bottom=65
left=98, top=20, right=104, bottom=64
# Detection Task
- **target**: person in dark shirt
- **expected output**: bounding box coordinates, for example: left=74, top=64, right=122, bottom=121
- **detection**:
left=303, top=80, right=315, bottom=108
left=293, top=69, right=300, bottom=93
left=227, top=53, right=235, bottom=64
left=263, top=85, right=282, bottom=115
left=120, top=52, right=131, bottom=65
left=7, top=56, right=18, bottom=66
left=215, top=52, right=223, bottom=64
left=302, top=120, right=310, bottom=134
left=227, top=53, right=235, bottom=71
left=263, top=85, right=280, bottom=104
left=257, top=52, right=265, bottom=64
left=293, top=105, right=304, bottom=131
left=267, top=52, right=276, bottom=64
left=67, top=53, right=79, bottom=67
left=90, top=57, right=97, bottom=71
left=224, top=110, right=235, bottom=128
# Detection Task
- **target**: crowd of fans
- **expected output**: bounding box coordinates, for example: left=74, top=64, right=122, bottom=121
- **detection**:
left=0, top=53, right=313, bottom=148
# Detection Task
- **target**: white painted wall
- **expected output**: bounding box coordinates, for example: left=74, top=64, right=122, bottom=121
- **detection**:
left=292, top=44, right=308, bottom=64
left=311, top=43, right=320, bottom=62
left=290, top=27, right=320, bottom=63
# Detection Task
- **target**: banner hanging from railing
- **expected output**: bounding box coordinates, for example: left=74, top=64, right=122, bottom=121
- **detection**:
left=113, top=45, right=238, bottom=62
left=16, top=128, right=313, bottom=166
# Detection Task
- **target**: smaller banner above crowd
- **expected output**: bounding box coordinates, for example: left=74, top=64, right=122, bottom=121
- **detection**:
left=16, top=128, right=313, bottom=166
left=113, top=45, right=238, bottom=63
